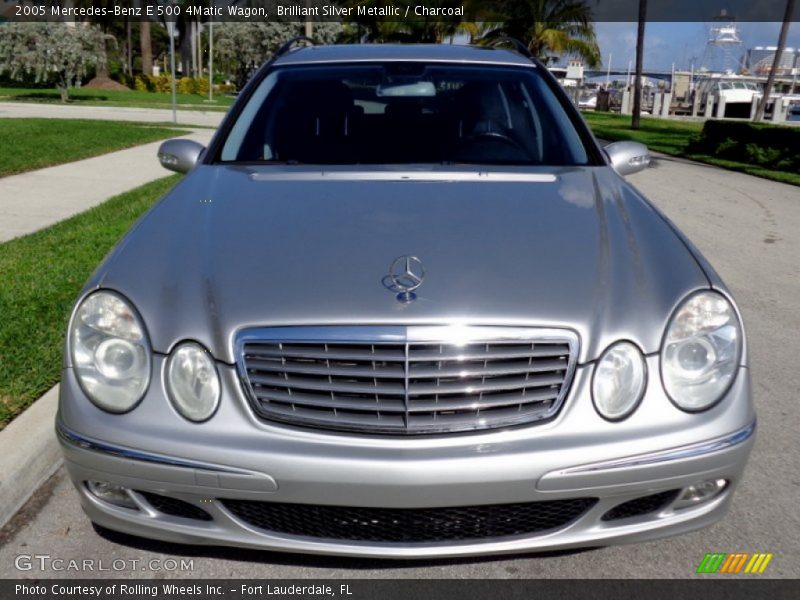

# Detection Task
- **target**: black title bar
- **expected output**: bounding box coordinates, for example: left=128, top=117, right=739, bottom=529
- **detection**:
left=3, top=579, right=800, bottom=600
left=3, top=0, right=800, bottom=23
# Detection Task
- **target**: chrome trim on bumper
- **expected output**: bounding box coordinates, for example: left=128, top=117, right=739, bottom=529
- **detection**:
left=58, top=418, right=755, bottom=481
left=56, top=421, right=249, bottom=475
left=551, top=421, right=756, bottom=476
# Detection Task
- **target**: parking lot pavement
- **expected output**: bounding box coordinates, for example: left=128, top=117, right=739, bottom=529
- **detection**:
left=0, top=129, right=214, bottom=242
left=1, top=155, right=798, bottom=579
left=0, top=102, right=225, bottom=128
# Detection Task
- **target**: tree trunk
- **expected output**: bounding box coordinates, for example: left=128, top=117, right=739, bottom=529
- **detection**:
left=632, top=0, right=647, bottom=130
left=126, top=17, right=132, bottom=75
left=179, top=20, right=192, bottom=77
left=754, top=0, right=795, bottom=122
left=140, top=19, right=153, bottom=76
left=58, top=77, right=69, bottom=103
left=192, top=19, right=198, bottom=78
left=96, top=29, right=109, bottom=79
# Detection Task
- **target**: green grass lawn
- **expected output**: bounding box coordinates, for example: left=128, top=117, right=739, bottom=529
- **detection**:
left=0, top=175, right=180, bottom=430
left=0, top=119, right=190, bottom=177
left=0, top=86, right=234, bottom=111
left=582, top=112, right=800, bottom=186
left=582, top=112, right=704, bottom=155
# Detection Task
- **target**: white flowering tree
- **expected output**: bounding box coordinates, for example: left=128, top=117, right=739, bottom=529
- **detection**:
left=214, top=22, right=342, bottom=90
left=0, top=23, right=109, bottom=102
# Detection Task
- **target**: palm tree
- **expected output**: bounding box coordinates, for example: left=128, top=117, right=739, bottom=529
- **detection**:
left=632, top=0, right=647, bottom=130
left=344, top=1, right=463, bottom=43
left=754, top=0, right=796, bottom=122
left=479, top=0, right=601, bottom=67
left=458, top=1, right=505, bottom=44
left=136, top=0, right=153, bottom=76
left=140, top=19, right=153, bottom=76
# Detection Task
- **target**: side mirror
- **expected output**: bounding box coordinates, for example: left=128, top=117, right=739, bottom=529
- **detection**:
left=605, top=141, right=651, bottom=176
left=158, top=139, right=205, bottom=174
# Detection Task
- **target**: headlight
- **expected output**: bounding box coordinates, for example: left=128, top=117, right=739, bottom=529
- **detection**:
left=70, top=291, right=151, bottom=412
left=661, top=291, right=742, bottom=411
left=592, top=341, right=647, bottom=420
left=166, top=342, right=220, bottom=422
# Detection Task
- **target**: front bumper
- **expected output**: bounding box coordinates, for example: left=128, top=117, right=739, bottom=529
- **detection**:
left=57, top=356, right=755, bottom=558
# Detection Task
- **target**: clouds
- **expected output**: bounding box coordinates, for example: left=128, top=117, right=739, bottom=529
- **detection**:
left=594, top=22, right=800, bottom=71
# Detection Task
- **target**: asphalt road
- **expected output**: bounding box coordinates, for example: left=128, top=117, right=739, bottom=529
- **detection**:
left=1, top=154, right=798, bottom=579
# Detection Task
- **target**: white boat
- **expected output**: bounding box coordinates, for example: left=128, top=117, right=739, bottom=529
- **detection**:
left=695, top=75, right=763, bottom=118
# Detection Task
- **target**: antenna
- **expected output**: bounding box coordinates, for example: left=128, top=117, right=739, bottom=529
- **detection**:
left=700, top=10, right=743, bottom=74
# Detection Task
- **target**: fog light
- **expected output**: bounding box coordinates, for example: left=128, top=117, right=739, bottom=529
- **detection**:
left=86, top=481, right=137, bottom=509
left=673, top=478, right=728, bottom=509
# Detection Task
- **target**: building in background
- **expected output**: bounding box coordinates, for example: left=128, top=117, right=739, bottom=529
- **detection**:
left=746, top=46, right=798, bottom=76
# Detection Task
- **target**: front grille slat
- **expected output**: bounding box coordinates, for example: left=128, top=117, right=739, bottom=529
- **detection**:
left=248, top=373, right=407, bottom=396
left=264, top=402, right=407, bottom=428
left=409, top=345, right=571, bottom=361
left=407, top=372, right=565, bottom=396
left=247, top=345, right=406, bottom=362
left=406, top=388, right=560, bottom=412
left=222, top=497, right=597, bottom=543
left=246, top=357, right=407, bottom=379
left=240, top=327, right=578, bottom=435
left=409, top=358, right=567, bottom=379
left=254, top=388, right=408, bottom=413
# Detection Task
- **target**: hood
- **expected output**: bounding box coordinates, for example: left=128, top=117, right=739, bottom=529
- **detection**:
left=95, top=165, right=709, bottom=364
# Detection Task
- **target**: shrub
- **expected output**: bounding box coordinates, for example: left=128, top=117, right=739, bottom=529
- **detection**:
left=126, top=74, right=215, bottom=96
left=177, top=76, right=195, bottom=94
left=153, top=75, right=172, bottom=93
left=115, top=73, right=136, bottom=89
left=133, top=74, right=154, bottom=92
left=744, top=144, right=781, bottom=166
left=194, top=77, right=210, bottom=95
left=688, top=120, right=800, bottom=174
left=714, top=137, right=737, bottom=155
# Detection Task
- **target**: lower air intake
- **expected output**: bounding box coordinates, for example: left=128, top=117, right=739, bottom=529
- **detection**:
left=222, top=497, right=597, bottom=543
left=602, top=490, right=679, bottom=521
left=138, top=491, right=213, bottom=521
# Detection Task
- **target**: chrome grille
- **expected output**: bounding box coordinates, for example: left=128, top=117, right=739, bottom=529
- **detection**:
left=237, top=326, right=578, bottom=435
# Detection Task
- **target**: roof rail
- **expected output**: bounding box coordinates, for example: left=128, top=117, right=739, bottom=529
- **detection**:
left=485, top=37, right=534, bottom=60
left=274, top=36, right=319, bottom=59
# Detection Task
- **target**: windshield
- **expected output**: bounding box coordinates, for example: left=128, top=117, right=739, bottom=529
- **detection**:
left=219, top=63, right=589, bottom=166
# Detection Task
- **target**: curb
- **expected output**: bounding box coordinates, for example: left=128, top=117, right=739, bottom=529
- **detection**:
left=0, top=385, right=62, bottom=527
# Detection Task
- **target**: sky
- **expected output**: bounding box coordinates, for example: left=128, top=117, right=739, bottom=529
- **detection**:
left=594, top=22, right=800, bottom=72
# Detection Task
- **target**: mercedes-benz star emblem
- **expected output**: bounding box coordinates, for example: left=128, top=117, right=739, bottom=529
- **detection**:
left=389, top=255, right=425, bottom=303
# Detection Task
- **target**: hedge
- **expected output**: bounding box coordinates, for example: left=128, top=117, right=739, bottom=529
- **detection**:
left=116, top=74, right=215, bottom=96
left=688, top=120, right=800, bottom=173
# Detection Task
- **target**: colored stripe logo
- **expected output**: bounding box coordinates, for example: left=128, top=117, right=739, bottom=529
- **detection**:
left=696, top=553, right=773, bottom=574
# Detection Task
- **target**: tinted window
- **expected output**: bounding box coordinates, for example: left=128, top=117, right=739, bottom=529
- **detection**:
left=220, top=63, right=589, bottom=166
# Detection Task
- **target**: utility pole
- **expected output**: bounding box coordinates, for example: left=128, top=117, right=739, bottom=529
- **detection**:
left=305, top=0, right=313, bottom=37
left=167, top=20, right=177, bottom=124
left=208, top=17, right=214, bottom=102
left=632, top=0, right=648, bottom=129
left=754, top=0, right=796, bottom=121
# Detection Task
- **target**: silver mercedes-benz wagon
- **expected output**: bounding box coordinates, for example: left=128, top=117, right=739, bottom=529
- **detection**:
left=57, top=42, right=755, bottom=558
